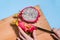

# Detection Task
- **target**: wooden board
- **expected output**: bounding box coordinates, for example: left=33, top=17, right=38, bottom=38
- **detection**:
left=32, top=5, right=54, bottom=40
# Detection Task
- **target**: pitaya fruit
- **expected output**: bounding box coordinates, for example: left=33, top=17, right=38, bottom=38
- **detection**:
left=17, top=6, right=39, bottom=33
left=18, top=20, right=37, bottom=33
left=28, top=24, right=37, bottom=32
left=19, top=7, right=40, bottom=23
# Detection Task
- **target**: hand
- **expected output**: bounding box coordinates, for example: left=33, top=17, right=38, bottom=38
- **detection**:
left=0, top=15, right=37, bottom=40
left=17, top=26, right=37, bottom=40
left=52, top=28, right=60, bottom=40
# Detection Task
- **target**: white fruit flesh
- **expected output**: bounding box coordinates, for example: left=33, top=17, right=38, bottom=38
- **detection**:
left=22, top=7, right=38, bottom=22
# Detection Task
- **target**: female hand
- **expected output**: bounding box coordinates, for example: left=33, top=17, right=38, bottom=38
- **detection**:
left=52, top=28, right=60, bottom=40
left=0, top=15, right=37, bottom=40
left=17, top=26, right=37, bottom=40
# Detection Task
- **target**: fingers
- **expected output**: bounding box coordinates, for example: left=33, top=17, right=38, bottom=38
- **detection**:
left=33, top=30, right=37, bottom=40
left=16, top=37, right=21, bottom=40
left=51, top=33, right=59, bottom=40
left=53, top=28, right=60, bottom=38
left=18, top=26, right=28, bottom=37
left=19, top=32, right=26, bottom=40
left=51, top=28, right=60, bottom=40
left=18, top=27, right=33, bottom=40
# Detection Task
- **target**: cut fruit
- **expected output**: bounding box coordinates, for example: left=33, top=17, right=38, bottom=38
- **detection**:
left=18, top=20, right=37, bottom=32
left=19, top=7, right=40, bottom=23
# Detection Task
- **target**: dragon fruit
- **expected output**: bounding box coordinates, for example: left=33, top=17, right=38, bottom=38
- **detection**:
left=17, top=6, right=40, bottom=33
left=18, top=20, right=37, bottom=33
left=19, top=7, right=40, bottom=23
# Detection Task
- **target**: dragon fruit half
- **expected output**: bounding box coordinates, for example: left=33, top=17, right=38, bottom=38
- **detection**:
left=18, top=6, right=40, bottom=33
left=18, top=20, right=37, bottom=33
left=19, top=7, right=40, bottom=23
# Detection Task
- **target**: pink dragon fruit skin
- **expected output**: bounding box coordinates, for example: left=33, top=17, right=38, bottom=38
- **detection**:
left=18, top=20, right=37, bottom=33
left=19, top=6, right=40, bottom=23
left=18, top=6, right=39, bottom=33
left=18, top=21, right=28, bottom=32
left=29, top=24, right=37, bottom=32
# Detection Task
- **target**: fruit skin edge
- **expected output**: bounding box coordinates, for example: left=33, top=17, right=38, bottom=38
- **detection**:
left=18, top=6, right=40, bottom=23
left=12, top=6, right=40, bottom=33
left=18, top=20, right=37, bottom=33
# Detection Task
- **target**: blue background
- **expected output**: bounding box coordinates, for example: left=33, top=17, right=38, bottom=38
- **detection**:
left=0, top=0, right=60, bottom=28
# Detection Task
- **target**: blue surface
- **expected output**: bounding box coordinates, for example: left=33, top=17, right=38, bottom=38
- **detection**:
left=0, top=0, right=60, bottom=28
